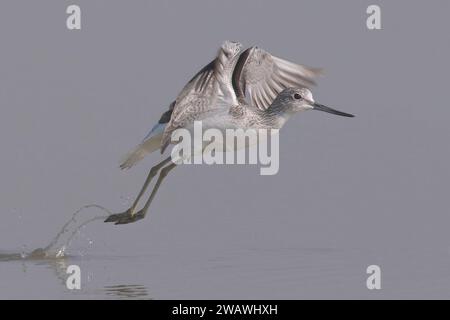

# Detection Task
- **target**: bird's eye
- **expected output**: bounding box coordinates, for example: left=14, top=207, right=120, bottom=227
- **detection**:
left=294, top=93, right=302, bottom=100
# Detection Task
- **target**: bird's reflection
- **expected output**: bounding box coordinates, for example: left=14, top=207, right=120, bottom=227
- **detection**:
left=103, top=284, right=150, bottom=300
left=0, top=250, right=152, bottom=299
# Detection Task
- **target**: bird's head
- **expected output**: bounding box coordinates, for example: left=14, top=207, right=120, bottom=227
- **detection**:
left=272, top=87, right=354, bottom=118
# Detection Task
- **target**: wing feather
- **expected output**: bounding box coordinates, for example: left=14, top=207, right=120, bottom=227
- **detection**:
left=160, top=41, right=243, bottom=153
left=232, top=47, right=322, bottom=110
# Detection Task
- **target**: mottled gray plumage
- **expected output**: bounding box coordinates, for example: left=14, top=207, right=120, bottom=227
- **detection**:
left=232, top=47, right=322, bottom=110
left=159, top=41, right=323, bottom=153
left=106, top=41, right=354, bottom=225
left=161, top=41, right=243, bottom=153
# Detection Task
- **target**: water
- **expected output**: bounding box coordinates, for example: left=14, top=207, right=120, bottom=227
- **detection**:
left=0, top=204, right=155, bottom=299
left=43, top=205, right=112, bottom=258
left=0, top=204, right=110, bottom=262
left=2, top=212, right=450, bottom=300
left=2, top=204, right=450, bottom=299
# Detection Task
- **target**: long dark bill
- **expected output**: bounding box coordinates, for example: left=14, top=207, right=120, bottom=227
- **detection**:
left=313, top=103, right=354, bottom=117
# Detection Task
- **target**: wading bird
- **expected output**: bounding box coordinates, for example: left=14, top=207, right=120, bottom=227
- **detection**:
left=105, top=41, right=354, bottom=225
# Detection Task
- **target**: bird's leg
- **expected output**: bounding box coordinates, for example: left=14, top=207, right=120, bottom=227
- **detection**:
left=128, top=157, right=172, bottom=215
left=104, top=156, right=172, bottom=224
left=114, top=162, right=177, bottom=225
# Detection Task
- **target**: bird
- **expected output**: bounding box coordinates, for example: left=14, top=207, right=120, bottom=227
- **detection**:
left=104, top=41, right=354, bottom=225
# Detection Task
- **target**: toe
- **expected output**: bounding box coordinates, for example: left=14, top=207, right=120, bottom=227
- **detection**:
left=104, top=210, right=131, bottom=223
left=104, top=214, right=120, bottom=223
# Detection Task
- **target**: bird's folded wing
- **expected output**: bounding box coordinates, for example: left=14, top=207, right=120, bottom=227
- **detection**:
left=232, top=47, right=322, bottom=110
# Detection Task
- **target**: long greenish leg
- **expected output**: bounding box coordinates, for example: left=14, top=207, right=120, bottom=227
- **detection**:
left=142, top=162, right=177, bottom=214
left=128, top=156, right=172, bottom=215
left=113, top=162, right=177, bottom=225
left=104, top=156, right=172, bottom=223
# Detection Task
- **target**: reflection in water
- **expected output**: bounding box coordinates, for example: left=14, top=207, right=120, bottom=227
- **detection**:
left=0, top=250, right=152, bottom=300
left=0, top=204, right=111, bottom=262
left=0, top=248, right=48, bottom=262
left=0, top=204, right=154, bottom=299
left=103, top=285, right=151, bottom=300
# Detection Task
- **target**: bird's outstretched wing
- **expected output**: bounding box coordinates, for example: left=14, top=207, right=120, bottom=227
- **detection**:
left=161, top=42, right=242, bottom=153
left=119, top=60, right=218, bottom=168
left=175, top=60, right=217, bottom=103
left=232, top=47, right=322, bottom=110
left=160, top=60, right=219, bottom=153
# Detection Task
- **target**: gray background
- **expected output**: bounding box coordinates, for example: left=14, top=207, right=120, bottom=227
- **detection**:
left=1, top=0, right=450, bottom=299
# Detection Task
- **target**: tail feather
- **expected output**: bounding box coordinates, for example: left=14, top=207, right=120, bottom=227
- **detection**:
left=119, top=123, right=165, bottom=170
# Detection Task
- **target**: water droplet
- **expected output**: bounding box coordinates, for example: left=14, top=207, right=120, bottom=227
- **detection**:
left=55, top=246, right=66, bottom=258
left=20, top=245, right=28, bottom=259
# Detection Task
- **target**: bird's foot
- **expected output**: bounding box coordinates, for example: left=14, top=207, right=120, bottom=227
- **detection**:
left=104, top=209, right=145, bottom=225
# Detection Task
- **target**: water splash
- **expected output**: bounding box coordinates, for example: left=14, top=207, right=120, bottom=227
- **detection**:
left=43, top=204, right=112, bottom=257
left=0, top=204, right=113, bottom=261
left=20, top=245, right=28, bottom=259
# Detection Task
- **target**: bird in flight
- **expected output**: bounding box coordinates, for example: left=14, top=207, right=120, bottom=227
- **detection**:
left=105, top=41, right=354, bottom=225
